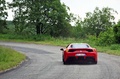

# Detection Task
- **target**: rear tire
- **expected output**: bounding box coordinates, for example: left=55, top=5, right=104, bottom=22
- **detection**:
left=63, top=60, right=67, bottom=65
left=94, top=61, right=97, bottom=64
left=87, top=57, right=97, bottom=64
left=63, top=58, right=68, bottom=65
left=62, top=55, right=67, bottom=65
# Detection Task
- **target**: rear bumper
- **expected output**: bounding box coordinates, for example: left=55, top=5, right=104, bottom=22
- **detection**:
left=64, top=52, right=97, bottom=62
left=66, top=56, right=96, bottom=63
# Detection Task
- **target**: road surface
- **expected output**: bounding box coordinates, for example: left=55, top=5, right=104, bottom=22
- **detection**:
left=0, top=42, right=120, bottom=79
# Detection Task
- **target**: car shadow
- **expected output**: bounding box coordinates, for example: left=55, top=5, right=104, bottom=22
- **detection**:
left=55, top=61, right=97, bottom=66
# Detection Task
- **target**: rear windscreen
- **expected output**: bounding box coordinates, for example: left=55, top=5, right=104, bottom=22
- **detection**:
left=70, top=44, right=89, bottom=48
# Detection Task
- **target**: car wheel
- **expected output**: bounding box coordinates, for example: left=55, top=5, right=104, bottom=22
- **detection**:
left=94, top=61, right=97, bottom=64
left=62, top=55, right=67, bottom=65
left=63, top=60, right=67, bottom=65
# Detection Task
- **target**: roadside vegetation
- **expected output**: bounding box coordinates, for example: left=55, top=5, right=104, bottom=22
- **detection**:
left=0, top=34, right=120, bottom=56
left=0, top=0, right=120, bottom=71
left=0, top=46, right=26, bottom=72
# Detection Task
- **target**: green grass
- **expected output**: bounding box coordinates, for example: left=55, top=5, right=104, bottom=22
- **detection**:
left=0, top=34, right=120, bottom=56
left=0, top=46, right=26, bottom=72
left=95, top=45, right=120, bottom=55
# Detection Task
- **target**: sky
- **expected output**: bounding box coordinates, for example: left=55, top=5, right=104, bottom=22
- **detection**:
left=7, top=0, right=120, bottom=22
left=60, top=0, right=120, bottom=22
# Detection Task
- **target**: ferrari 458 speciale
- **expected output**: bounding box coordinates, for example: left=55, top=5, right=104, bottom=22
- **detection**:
left=60, top=43, right=98, bottom=64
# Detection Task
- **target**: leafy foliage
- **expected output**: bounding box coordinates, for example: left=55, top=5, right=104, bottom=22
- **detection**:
left=9, top=0, right=71, bottom=37
left=0, top=0, right=8, bottom=33
left=72, top=17, right=86, bottom=38
left=110, top=44, right=120, bottom=50
left=97, top=28, right=115, bottom=46
left=83, top=7, right=117, bottom=37
left=0, top=0, right=119, bottom=46
left=113, top=21, right=120, bottom=43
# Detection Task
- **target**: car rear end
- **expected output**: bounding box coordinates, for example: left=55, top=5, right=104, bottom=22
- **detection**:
left=64, top=48, right=97, bottom=64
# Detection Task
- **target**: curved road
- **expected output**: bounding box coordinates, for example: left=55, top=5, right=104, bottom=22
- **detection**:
left=0, top=42, right=120, bottom=79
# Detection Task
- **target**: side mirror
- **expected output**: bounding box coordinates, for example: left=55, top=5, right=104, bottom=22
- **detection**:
left=60, top=48, right=64, bottom=51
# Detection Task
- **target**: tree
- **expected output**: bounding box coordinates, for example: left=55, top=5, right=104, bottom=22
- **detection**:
left=72, top=16, right=86, bottom=38
left=0, top=0, right=8, bottom=33
left=97, top=28, right=115, bottom=46
left=27, top=0, right=71, bottom=36
left=83, top=7, right=117, bottom=37
left=9, top=0, right=71, bottom=37
left=9, top=0, right=30, bottom=34
left=113, top=20, right=120, bottom=43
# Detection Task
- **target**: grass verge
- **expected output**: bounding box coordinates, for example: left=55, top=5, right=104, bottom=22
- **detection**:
left=35, top=40, right=120, bottom=56
left=0, top=34, right=120, bottom=56
left=0, top=46, right=26, bottom=72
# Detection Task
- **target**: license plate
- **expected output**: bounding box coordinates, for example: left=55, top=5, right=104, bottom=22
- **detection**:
left=75, top=54, right=86, bottom=56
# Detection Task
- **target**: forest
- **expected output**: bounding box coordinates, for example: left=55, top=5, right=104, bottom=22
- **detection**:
left=0, top=0, right=120, bottom=47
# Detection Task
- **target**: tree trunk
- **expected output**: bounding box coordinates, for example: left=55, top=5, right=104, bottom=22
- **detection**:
left=36, top=24, right=40, bottom=34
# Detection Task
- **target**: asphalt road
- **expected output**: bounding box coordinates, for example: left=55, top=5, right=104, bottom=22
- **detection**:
left=0, top=42, right=120, bottom=79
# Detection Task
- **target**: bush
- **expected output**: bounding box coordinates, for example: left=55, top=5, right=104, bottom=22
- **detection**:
left=0, top=34, right=54, bottom=41
left=97, top=29, right=115, bottom=46
left=113, top=24, right=120, bottom=43
left=110, top=44, right=120, bottom=50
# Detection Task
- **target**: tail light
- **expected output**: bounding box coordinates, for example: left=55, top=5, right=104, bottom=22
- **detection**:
left=68, top=49, right=93, bottom=52
left=86, top=49, right=93, bottom=52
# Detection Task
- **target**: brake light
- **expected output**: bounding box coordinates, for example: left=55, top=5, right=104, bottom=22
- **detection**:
left=86, top=49, right=93, bottom=52
left=68, top=49, right=93, bottom=52
left=68, top=49, right=76, bottom=52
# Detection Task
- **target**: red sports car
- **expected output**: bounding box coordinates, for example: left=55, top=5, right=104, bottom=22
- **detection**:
left=60, top=43, right=98, bottom=64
